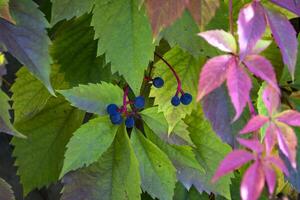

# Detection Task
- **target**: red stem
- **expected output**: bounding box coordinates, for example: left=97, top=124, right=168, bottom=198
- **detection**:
left=154, top=52, right=183, bottom=96
left=121, top=86, right=129, bottom=113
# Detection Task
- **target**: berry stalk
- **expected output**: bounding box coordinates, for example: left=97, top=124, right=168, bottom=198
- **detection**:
left=154, top=52, right=183, bottom=96
left=121, top=85, right=129, bottom=113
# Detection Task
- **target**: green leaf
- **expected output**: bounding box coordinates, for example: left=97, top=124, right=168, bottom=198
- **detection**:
left=0, top=178, right=15, bottom=200
left=144, top=125, right=206, bottom=190
left=12, top=96, right=84, bottom=195
left=0, top=0, right=53, bottom=94
left=173, top=183, right=210, bottom=200
left=161, top=11, right=217, bottom=58
left=92, top=0, right=155, bottom=94
left=0, top=90, right=24, bottom=138
left=11, top=66, right=67, bottom=123
left=150, top=47, right=204, bottom=132
left=61, top=125, right=141, bottom=200
left=51, top=14, right=114, bottom=87
left=257, top=83, right=269, bottom=138
left=59, top=83, right=123, bottom=115
left=185, top=107, right=233, bottom=199
left=50, top=0, right=94, bottom=25
left=61, top=116, right=119, bottom=177
left=131, top=128, right=176, bottom=200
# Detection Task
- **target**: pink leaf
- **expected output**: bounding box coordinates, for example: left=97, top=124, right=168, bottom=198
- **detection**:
left=238, top=1, right=266, bottom=60
left=276, top=110, right=300, bottom=127
left=237, top=138, right=264, bottom=153
left=197, top=55, right=231, bottom=100
left=240, top=115, right=269, bottom=134
left=212, top=150, right=254, bottom=182
left=276, top=122, right=297, bottom=168
left=267, top=155, right=289, bottom=175
left=262, top=84, right=281, bottom=116
left=263, top=165, right=276, bottom=195
left=250, top=40, right=272, bottom=55
left=240, top=161, right=265, bottom=200
left=270, top=0, right=300, bottom=16
left=265, top=123, right=277, bottom=153
left=265, top=8, right=298, bottom=79
left=244, top=55, right=279, bottom=92
left=198, top=30, right=237, bottom=53
left=226, top=59, right=252, bottom=121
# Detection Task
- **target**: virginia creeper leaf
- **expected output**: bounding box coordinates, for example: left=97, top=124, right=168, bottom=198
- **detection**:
left=12, top=96, right=84, bottom=195
left=59, top=83, right=123, bottom=115
left=197, top=55, right=231, bottom=100
left=198, top=30, right=236, bottom=53
left=265, top=7, right=298, bottom=79
left=150, top=47, right=203, bottom=132
left=0, top=0, right=53, bottom=94
left=276, top=110, right=300, bottom=126
left=270, top=0, right=300, bottom=16
left=92, top=0, right=154, bottom=95
left=131, top=128, right=177, bottom=200
left=0, top=0, right=15, bottom=24
left=51, top=14, right=114, bottom=86
left=50, top=0, right=94, bottom=25
left=61, top=116, right=119, bottom=177
left=0, top=178, right=15, bottom=200
left=239, top=115, right=269, bottom=134
left=237, top=1, right=266, bottom=60
left=61, top=125, right=141, bottom=200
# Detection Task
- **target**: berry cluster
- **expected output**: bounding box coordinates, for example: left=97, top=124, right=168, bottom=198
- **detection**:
left=106, top=89, right=145, bottom=128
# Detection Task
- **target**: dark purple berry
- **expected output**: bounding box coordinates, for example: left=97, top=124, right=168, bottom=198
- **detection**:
left=110, top=113, right=123, bottom=125
left=125, top=116, right=135, bottom=128
left=171, top=95, right=180, bottom=106
left=107, top=104, right=119, bottom=115
left=153, top=77, right=164, bottom=88
left=180, top=93, right=193, bottom=105
left=134, top=96, right=145, bottom=109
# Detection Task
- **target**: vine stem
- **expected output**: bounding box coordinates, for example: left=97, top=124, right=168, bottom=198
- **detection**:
left=121, top=85, right=129, bottom=114
left=229, top=0, right=234, bottom=35
left=154, top=52, right=183, bottom=96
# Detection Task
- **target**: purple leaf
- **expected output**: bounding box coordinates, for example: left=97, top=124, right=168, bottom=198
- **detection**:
left=276, top=122, right=297, bottom=168
left=250, top=40, right=272, bottom=55
left=276, top=110, right=300, bottom=127
left=212, top=150, right=254, bottom=182
left=226, top=58, right=252, bottom=121
left=265, top=8, right=298, bottom=79
left=263, top=165, right=276, bottom=195
left=262, top=84, right=280, bottom=116
left=237, top=138, right=264, bottom=153
left=270, top=0, right=300, bottom=16
left=267, top=155, right=289, bottom=175
left=265, top=123, right=277, bottom=153
left=244, top=55, right=279, bottom=92
left=238, top=1, right=266, bottom=60
left=240, top=161, right=265, bottom=200
left=197, top=55, right=231, bottom=100
left=198, top=30, right=237, bottom=53
left=239, top=115, right=269, bottom=134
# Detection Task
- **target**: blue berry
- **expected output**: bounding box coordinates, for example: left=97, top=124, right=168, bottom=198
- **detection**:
left=110, top=113, right=123, bottom=125
left=153, top=77, right=164, bottom=88
left=180, top=93, right=193, bottom=105
left=125, top=116, right=135, bottom=128
left=171, top=95, right=180, bottom=106
left=134, top=96, right=145, bottom=109
left=106, top=104, right=119, bottom=115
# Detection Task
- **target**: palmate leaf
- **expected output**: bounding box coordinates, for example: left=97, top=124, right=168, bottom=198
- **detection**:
left=0, top=90, right=24, bottom=138
left=51, top=14, right=114, bottom=87
left=61, top=116, right=119, bottom=177
left=12, top=96, right=84, bottom=195
left=131, top=128, right=177, bottom=200
left=50, top=0, right=94, bottom=25
left=92, top=0, right=154, bottom=95
left=150, top=47, right=204, bottom=132
left=11, top=66, right=67, bottom=123
left=61, top=125, right=141, bottom=200
left=0, top=178, right=15, bottom=200
left=0, top=0, right=53, bottom=94
left=58, top=83, right=123, bottom=115
left=184, top=106, right=233, bottom=199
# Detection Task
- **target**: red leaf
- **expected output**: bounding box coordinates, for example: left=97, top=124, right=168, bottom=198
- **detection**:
left=212, top=150, right=254, bottom=182
left=198, top=30, right=237, bottom=53
left=238, top=1, right=266, bottom=60
left=265, top=123, right=277, bottom=153
left=237, top=138, right=264, bottom=153
left=244, top=55, right=279, bottom=92
left=276, top=110, right=300, bottom=127
left=240, top=161, right=265, bottom=200
left=270, top=0, right=300, bottom=16
left=197, top=55, right=231, bottom=100
left=240, top=115, right=269, bottom=134
left=265, top=8, right=298, bottom=79
left=267, top=155, right=289, bottom=175
left=263, top=165, right=276, bottom=195
left=226, top=59, right=252, bottom=121
left=262, top=84, right=280, bottom=116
